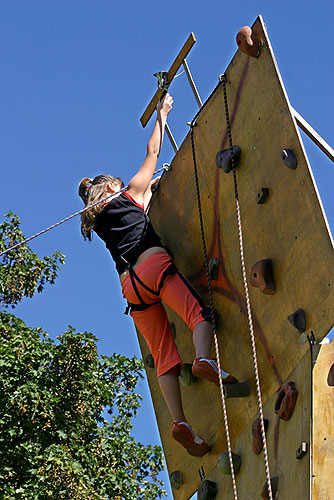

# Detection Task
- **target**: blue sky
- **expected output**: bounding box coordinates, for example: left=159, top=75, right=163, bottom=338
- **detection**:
left=1, top=2, right=333, bottom=498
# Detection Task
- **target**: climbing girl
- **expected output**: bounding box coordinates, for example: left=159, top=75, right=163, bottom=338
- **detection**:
left=78, top=94, right=237, bottom=457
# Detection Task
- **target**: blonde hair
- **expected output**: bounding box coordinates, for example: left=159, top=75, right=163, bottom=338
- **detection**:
left=78, top=174, right=123, bottom=240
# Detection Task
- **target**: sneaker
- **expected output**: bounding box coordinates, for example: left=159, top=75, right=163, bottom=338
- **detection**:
left=171, top=421, right=210, bottom=457
left=192, top=357, right=238, bottom=386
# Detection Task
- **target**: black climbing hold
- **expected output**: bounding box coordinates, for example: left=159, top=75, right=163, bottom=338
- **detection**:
left=249, top=259, right=276, bottom=295
left=281, top=149, right=297, bottom=169
left=208, top=258, right=220, bottom=281
left=288, top=308, right=306, bottom=333
left=197, top=479, right=217, bottom=500
left=275, top=381, right=298, bottom=421
left=256, top=187, right=269, bottom=204
left=261, top=477, right=279, bottom=500
left=296, top=442, right=308, bottom=459
left=217, top=451, right=241, bottom=475
left=180, top=363, right=198, bottom=387
left=216, top=145, right=241, bottom=173
left=170, top=322, right=176, bottom=340
left=170, top=470, right=183, bottom=490
left=145, top=353, right=155, bottom=369
left=223, top=381, right=250, bottom=399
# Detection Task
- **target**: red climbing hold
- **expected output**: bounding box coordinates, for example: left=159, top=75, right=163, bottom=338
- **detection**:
left=275, top=381, right=298, bottom=421
left=261, top=477, right=279, bottom=500
left=249, top=259, right=276, bottom=295
left=327, top=364, right=334, bottom=386
left=252, top=417, right=269, bottom=455
left=236, top=26, right=259, bottom=58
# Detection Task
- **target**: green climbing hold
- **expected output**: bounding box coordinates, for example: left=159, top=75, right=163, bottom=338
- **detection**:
left=170, top=470, right=183, bottom=490
left=145, top=353, right=155, bottom=369
left=179, top=363, right=198, bottom=387
left=217, top=451, right=241, bottom=475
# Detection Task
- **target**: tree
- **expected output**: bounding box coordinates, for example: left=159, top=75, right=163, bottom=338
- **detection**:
left=0, top=212, right=65, bottom=308
left=0, top=214, right=166, bottom=499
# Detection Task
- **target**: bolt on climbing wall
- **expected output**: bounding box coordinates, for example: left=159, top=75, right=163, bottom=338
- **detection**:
left=136, top=15, right=334, bottom=500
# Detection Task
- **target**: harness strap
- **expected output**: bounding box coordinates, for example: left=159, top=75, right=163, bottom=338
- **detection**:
left=124, top=301, right=160, bottom=315
left=124, top=260, right=178, bottom=315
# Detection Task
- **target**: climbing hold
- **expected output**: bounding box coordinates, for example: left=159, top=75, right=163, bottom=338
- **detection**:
left=223, top=381, right=250, bottom=399
left=275, top=381, right=298, bottom=421
left=327, top=364, right=334, bottom=386
left=170, top=322, right=176, bottom=340
left=180, top=363, right=198, bottom=387
left=281, top=149, right=297, bottom=169
left=217, top=451, right=241, bottom=475
left=288, top=308, right=306, bottom=333
left=249, top=259, right=276, bottom=295
left=252, top=418, right=269, bottom=455
left=256, top=187, right=269, bottom=204
left=261, top=477, right=279, bottom=500
left=170, top=470, right=183, bottom=490
left=197, top=479, right=217, bottom=500
left=145, top=353, right=155, bottom=369
left=216, top=145, right=241, bottom=173
left=296, top=442, right=308, bottom=459
left=208, top=258, right=220, bottom=281
left=236, top=26, right=260, bottom=58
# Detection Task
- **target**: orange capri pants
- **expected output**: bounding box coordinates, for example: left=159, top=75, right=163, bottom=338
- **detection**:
left=121, top=252, right=211, bottom=377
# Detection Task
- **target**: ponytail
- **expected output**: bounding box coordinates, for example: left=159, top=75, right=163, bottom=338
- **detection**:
left=78, top=174, right=123, bottom=241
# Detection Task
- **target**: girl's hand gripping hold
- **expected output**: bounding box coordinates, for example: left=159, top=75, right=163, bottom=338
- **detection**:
left=127, top=94, right=173, bottom=204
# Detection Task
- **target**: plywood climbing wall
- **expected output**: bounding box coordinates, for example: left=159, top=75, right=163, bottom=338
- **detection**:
left=136, top=15, right=334, bottom=499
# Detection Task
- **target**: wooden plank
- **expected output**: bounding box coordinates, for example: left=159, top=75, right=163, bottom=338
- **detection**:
left=136, top=15, right=334, bottom=499
left=312, top=342, right=334, bottom=499
left=291, top=106, right=334, bottom=162
left=140, top=33, right=196, bottom=128
left=201, top=350, right=312, bottom=499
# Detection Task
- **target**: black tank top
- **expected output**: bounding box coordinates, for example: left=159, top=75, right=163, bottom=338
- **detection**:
left=94, top=191, right=162, bottom=275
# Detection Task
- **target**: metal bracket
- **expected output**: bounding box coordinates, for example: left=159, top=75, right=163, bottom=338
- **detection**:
left=153, top=71, right=169, bottom=91
left=296, top=442, right=308, bottom=459
left=198, top=466, right=205, bottom=481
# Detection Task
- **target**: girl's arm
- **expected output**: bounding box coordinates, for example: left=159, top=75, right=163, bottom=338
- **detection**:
left=143, top=175, right=161, bottom=211
left=127, top=94, right=173, bottom=203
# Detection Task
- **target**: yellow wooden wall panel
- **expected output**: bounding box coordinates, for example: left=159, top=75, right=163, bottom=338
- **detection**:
left=135, top=15, right=333, bottom=499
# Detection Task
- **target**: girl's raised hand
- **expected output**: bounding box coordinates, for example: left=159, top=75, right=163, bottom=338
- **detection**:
left=156, top=93, right=173, bottom=116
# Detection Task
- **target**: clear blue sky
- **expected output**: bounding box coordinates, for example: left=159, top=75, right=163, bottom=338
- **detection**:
left=1, top=2, right=333, bottom=498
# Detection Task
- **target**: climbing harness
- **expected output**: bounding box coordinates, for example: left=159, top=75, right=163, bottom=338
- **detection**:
left=0, top=164, right=171, bottom=259
left=189, top=74, right=274, bottom=500
left=123, top=259, right=178, bottom=315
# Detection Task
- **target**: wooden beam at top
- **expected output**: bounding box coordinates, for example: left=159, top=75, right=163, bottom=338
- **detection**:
left=140, top=33, right=196, bottom=128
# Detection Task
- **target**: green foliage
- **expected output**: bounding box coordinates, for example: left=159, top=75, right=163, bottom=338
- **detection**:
left=0, top=213, right=166, bottom=499
left=0, top=313, right=165, bottom=499
left=0, top=212, right=65, bottom=308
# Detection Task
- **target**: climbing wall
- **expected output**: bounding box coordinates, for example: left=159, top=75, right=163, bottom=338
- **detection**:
left=136, top=15, right=334, bottom=499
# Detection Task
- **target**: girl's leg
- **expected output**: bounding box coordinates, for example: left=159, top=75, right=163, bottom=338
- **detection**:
left=160, top=271, right=238, bottom=385
left=158, top=366, right=186, bottom=422
left=130, top=304, right=185, bottom=420
left=193, top=320, right=213, bottom=359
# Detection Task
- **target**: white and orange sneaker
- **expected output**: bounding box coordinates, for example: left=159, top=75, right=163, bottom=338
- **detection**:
left=171, top=421, right=210, bottom=457
left=192, top=357, right=238, bottom=386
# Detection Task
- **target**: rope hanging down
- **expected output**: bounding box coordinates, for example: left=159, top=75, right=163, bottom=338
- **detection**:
left=0, top=164, right=171, bottom=259
left=189, top=79, right=239, bottom=500
left=221, top=74, right=273, bottom=500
